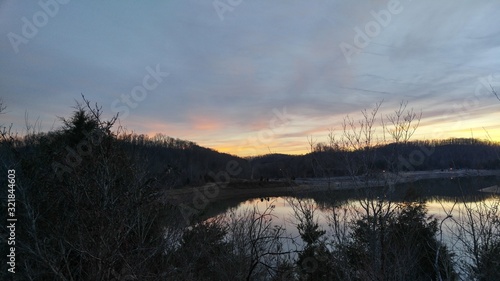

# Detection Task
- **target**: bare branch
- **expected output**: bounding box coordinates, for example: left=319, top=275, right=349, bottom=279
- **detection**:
left=307, top=135, right=316, bottom=152
left=0, top=98, right=6, bottom=114
left=490, top=84, right=500, bottom=101
left=384, top=100, right=421, bottom=144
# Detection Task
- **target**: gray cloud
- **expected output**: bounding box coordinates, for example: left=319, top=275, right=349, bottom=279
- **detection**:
left=1, top=0, right=500, bottom=155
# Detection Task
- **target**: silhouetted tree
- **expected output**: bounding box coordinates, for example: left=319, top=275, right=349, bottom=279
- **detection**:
left=2, top=97, right=170, bottom=280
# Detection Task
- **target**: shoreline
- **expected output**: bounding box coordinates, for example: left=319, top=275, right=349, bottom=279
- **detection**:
left=163, top=169, right=500, bottom=205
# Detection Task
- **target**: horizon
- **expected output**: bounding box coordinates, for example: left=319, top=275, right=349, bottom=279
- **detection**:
left=1, top=1, right=500, bottom=157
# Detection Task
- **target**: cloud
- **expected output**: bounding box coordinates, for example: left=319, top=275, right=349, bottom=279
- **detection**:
left=1, top=1, right=500, bottom=156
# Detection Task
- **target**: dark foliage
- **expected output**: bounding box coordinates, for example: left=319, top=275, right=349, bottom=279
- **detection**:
left=345, top=202, right=456, bottom=281
left=473, top=241, right=500, bottom=281
left=1, top=100, right=169, bottom=280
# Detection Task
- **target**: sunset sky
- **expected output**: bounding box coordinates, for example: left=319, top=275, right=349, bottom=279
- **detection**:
left=1, top=1, right=500, bottom=156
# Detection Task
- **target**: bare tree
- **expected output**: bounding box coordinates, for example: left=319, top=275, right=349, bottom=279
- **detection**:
left=327, top=100, right=422, bottom=189
left=315, top=100, right=457, bottom=280
left=382, top=100, right=421, bottom=144
left=447, top=196, right=500, bottom=280
left=334, top=101, right=382, bottom=183
left=226, top=200, right=297, bottom=281
left=382, top=100, right=422, bottom=174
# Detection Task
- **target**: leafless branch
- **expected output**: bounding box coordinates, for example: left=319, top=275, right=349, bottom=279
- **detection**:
left=491, top=84, right=500, bottom=101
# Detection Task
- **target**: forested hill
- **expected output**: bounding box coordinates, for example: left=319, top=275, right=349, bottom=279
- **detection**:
left=5, top=127, right=500, bottom=188
left=250, top=138, right=500, bottom=179
left=100, top=135, right=500, bottom=185
left=115, top=133, right=251, bottom=186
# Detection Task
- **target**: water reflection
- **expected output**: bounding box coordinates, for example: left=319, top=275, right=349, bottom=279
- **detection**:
left=210, top=176, right=499, bottom=220
left=202, top=176, right=499, bottom=279
left=208, top=177, right=497, bottom=244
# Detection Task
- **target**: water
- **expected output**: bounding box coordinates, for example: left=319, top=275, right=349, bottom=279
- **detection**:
left=206, top=176, right=500, bottom=276
left=210, top=176, right=500, bottom=224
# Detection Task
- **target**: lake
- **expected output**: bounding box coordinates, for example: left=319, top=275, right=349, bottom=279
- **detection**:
left=205, top=175, right=500, bottom=276
left=208, top=176, right=500, bottom=220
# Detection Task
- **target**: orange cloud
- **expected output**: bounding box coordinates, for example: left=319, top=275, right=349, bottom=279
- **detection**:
left=189, top=115, right=224, bottom=131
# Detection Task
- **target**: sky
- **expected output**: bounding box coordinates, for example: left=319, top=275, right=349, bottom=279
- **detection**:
left=1, top=0, right=500, bottom=156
